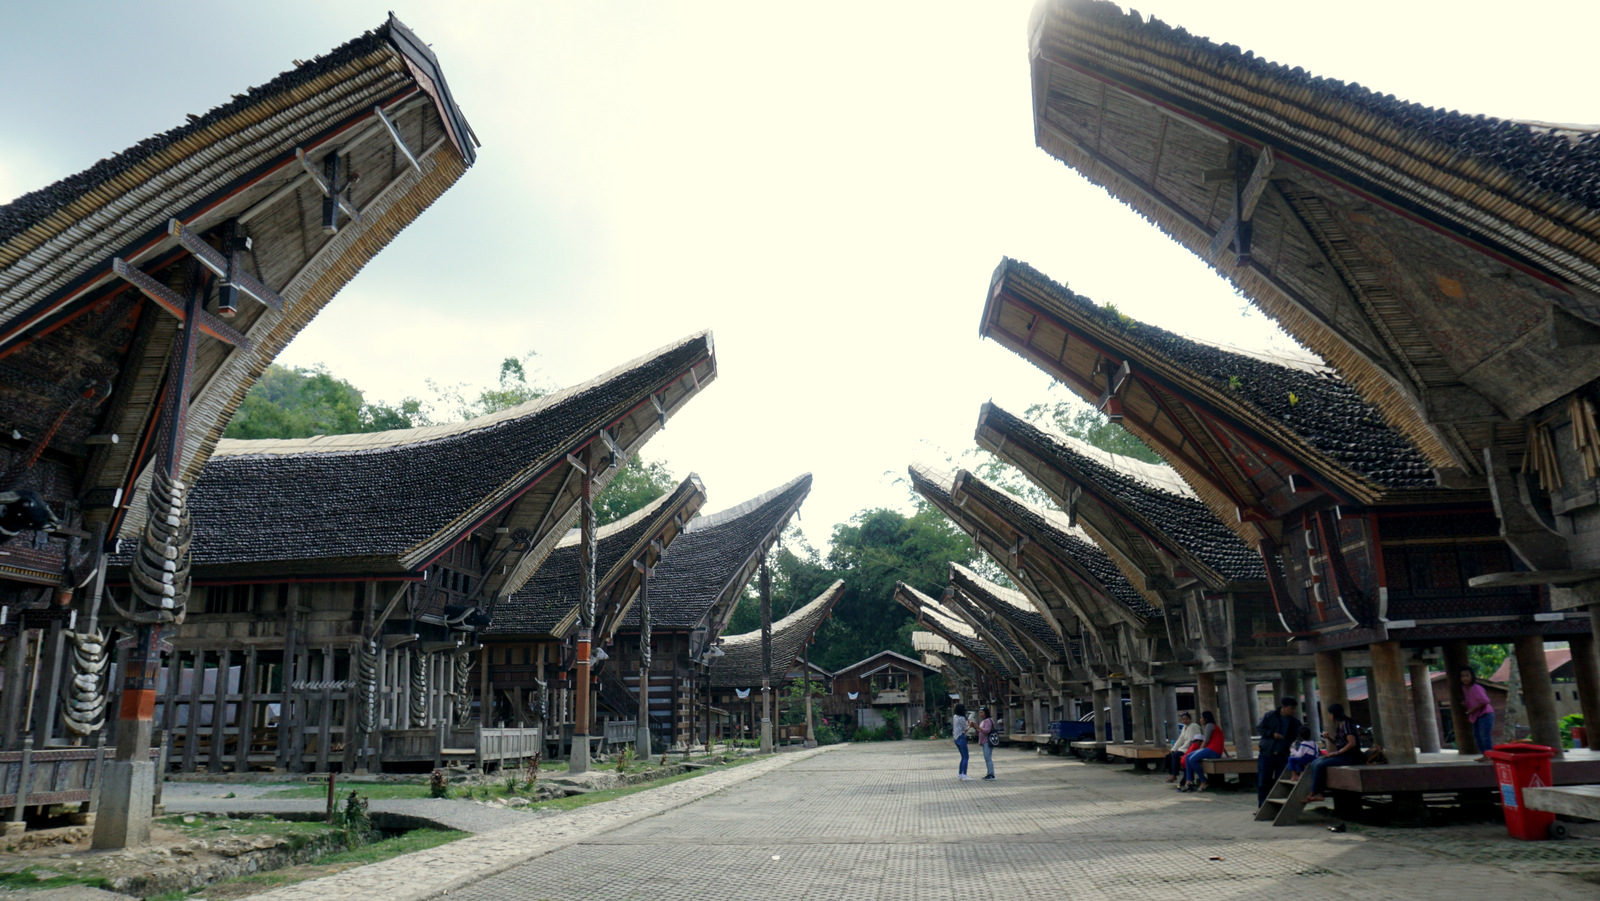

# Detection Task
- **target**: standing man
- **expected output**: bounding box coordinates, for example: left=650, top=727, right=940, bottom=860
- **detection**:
left=1256, top=697, right=1301, bottom=807
left=1164, top=712, right=1202, bottom=784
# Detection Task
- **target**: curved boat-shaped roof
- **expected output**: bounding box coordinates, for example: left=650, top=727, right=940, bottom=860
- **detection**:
left=708, top=579, right=843, bottom=689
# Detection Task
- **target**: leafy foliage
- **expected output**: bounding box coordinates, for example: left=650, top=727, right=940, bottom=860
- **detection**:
left=726, top=506, right=983, bottom=676
left=224, top=364, right=425, bottom=439
left=1022, top=394, right=1162, bottom=464
left=595, top=457, right=678, bottom=526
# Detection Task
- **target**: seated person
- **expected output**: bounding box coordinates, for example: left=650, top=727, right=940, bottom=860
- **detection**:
left=1305, top=704, right=1362, bottom=802
left=1165, top=711, right=1202, bottom=785
left=1180, top=710, right=1226, bottom=792
left=1285, top=726, right=1319, bottom=782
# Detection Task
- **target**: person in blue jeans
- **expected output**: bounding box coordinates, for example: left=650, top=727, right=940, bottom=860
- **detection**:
left=1305, top=703, right=1362, bottom=803
left=978, top=706, right=997, bottom=780
left=1181, top=711, right=1226, bottom=791
left=952, top=703, right=971, bottom=780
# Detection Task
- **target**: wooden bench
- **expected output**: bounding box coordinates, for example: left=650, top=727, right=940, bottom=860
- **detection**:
left=1524, top=785, right=1600, bottom=821
left=1200, top=756, right=1257, bottom=789
left=1105, top=743, right=1167, bottom=772
left=1324, top=758, right=1600, bottom=823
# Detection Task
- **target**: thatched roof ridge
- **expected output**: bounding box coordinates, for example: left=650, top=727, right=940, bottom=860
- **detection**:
left=976, top=403, right=1264, bottom=584
left=486, top=474, right=706, bottom=638
left=948, top=562, right=1067, bottom=661
left=708, top=579, right=843, bottom=688
left=982, top=259, right=1435, bottom=495
left=179, top=332, right=714, bottom=578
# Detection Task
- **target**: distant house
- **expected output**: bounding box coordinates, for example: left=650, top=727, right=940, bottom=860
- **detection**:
left=1492, top=647, right=1583, bottom=724
left=828, top=651, right=936, bottom=731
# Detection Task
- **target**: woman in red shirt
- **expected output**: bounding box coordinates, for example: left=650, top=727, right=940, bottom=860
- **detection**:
left=1180, top=711, right=1226, bottom=792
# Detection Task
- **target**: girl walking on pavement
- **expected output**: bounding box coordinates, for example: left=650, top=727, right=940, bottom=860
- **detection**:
left=953, top=703, right=972, bottom=780
left=978, top=706, right=997, bottom=780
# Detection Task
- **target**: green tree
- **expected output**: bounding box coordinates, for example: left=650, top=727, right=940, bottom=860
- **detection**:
left=224, top=364, right=424, bottom=439
left=1024, top=397, right=1161, bottom=464
left=595, top=457, right=678, bottom=526
left=426, top=351, right=549, bottom=421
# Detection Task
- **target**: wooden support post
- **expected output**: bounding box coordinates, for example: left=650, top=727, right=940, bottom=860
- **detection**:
left=1225, top=671, right=1255, bottom=761
left=316, top=647, right=333, bottom=773
left=1369, top=641, right=1418, bottom=765
left=292, top=640, right=310, bottom=772
left=1, top=621, right=28, bottom=751
left=759, top=560, right=773, bottom=754
left=1129, top=684, right=1148, bottom=744
left=1194, top=672, right=1218, bottom=725
left=236, top=647, right=256, bottom=773
left=1313, top=650, right=1347, bottom=725
left=1439, top=641, right=1477, bottom=754
left=1091, top=686, right=1108, bottom=743
left=342, top=648, right=358, bottom=774
left=1568, top=632, right=1600, bottom=750
left=1107, top=681, right=1125, bottom=743
left=571, top=446, right=596, bottom=774
left=1513, top=635, right=1563, bottom=757
left=40, top=619, right=67, bottom=747
left=1408, top=663, right=1442, bottom=754
left=181, top=652, right=201, bottom=773
left=210, top=649, right=231, bottom=772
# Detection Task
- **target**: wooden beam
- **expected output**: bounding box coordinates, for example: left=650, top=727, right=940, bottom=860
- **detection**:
left=110, top=258, right=251, bottom=349
left=167, top=220, right=284, bottom=313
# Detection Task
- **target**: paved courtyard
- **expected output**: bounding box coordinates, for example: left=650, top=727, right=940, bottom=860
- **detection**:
left=446, top=742, right=1600, bottom=901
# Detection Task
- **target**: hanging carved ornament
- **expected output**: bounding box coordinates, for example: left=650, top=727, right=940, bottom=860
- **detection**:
left=453, top=653, right=471, bottom=723
left=356, top=640, right=378, bottom=734
left=410, top=652, right=428, bottom=723
left=533, top=677, right=548, bottom=726
left=61, top=628, right=108, bottom=736
left=118, top=469, right=192, bottom=624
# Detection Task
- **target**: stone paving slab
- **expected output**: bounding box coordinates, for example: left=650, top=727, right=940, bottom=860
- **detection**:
left=444, top=742, right=1600, bottom=901
left=239, top=747, right=833, bottom=901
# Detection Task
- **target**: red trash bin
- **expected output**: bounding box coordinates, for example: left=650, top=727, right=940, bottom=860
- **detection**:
left=1485, top=744, right=1556, bottom=840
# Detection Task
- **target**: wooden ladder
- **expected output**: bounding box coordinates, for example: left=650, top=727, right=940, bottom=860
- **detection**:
left=1255, top=768, right=1315, bottom=826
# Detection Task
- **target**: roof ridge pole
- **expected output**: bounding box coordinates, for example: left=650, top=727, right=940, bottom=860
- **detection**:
left=570, top=445, right=596, bottom=775
left=759, top=559, right=773, bottom=754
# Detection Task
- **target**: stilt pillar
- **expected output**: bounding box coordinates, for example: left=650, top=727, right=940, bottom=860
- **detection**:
left=1225, top=671, right=1254, bottom=761
left=1091, top=686, right=1108, bottom=744
left=1441, top=641, right=1477, bottom=755
left=1129, top=684, right=1149, bottom=744
left=1514, top=635, right=1563, bottom=757
left=1408, top=663, right=1442, bottom=753
left=1369, top=641, right=1418, bottom=765
left=1109, top=681, right=1127, bottom=743
left=1568, top=632, right=1600, bottom=750
left=1313, top=650, right=1347, bottom=726
left=1194, top=672, right=1218, bottom=724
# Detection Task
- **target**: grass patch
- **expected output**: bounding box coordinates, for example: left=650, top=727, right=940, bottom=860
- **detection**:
left=159, top=813, right=337, bottom=838
left=0, top=868, right=113, bottom=892
left=146, top=829, right=468, bottom=900
left=260, top=782, right=437, bottom=801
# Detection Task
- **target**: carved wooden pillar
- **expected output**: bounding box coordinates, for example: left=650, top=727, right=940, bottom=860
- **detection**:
left=1408, top=663, right=1442, bottom=754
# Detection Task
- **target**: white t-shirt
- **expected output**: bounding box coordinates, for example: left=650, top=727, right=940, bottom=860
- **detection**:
left=953, top=714, right=969, bottom=740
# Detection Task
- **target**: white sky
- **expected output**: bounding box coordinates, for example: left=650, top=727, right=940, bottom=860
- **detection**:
left=4, top=1, right=1598, bottom=548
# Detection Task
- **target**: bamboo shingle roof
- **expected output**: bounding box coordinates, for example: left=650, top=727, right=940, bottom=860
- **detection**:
left=947, top=563, right=1067, bottom=663
left=1028, top=0, right=1600, bottom=473
left=172, top=332, right=715, bottom=584
left=975, top=403, right=1264, bottom=588
left=485, top=474, right=707, bottom=639
left=620, top=473, right=812, bottom=633
left=980, top=260, right=1470, bottom=551
left=893, top=581, right=1011, bottom=679
left=0, top=16, right=478, bottom=547
left=707, top=579, right=843, bottom=689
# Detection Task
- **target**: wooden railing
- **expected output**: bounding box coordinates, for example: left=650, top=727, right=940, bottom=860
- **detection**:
left=2, top=737, right=164, bottom=833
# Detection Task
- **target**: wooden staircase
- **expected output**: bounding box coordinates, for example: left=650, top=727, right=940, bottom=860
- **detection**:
left=1256, top=769, right=1315, bottom=826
